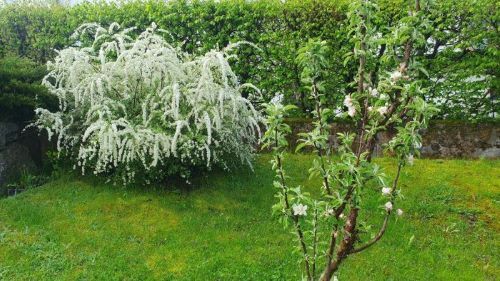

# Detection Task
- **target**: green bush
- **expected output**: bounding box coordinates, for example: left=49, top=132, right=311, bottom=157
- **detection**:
left=0, top=56, right=56, bottom=123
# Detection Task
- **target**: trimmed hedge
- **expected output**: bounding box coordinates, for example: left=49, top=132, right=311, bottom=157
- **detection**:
left=0, top=0, right=497, bottom=120
left=0, top=56, right=56, bottom=123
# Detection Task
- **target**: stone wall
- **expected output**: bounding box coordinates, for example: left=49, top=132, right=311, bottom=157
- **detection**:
left=287, top=120, right=500, bottom=158
left=0, top=122, right=53, bottom=188
left=1, top=120, right=498, bottom=189
left=0, top=122, right=33, bottom=187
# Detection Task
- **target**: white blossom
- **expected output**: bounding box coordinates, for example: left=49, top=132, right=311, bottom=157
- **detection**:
left=397, top=209, right=403, bottom=216
left=370, top=87, right=379, bottom=97
left=343, top=95, right=356, bottom=117
left=377, top=106, right=388, bottom=115
left=407, top=154, right=414, bottom=165
left=390, top=70, right=402, bottom=81
left=270, top=93, right=283, bottom=105
left=347, top=107, right=356, bottom=117
left=343, top=95, right=352, bottom=107
left=385, top=201, right=393, bottom=211
left=293, top=204, right=308, bottom=216
left=381, top=187, right=392, bottom=196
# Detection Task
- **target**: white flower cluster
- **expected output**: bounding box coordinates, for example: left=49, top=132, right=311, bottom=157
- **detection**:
left=381, top=187, right=392, bottom=196
left=270, top=93, right=284, bottom=106
left=369, top=87, right=378, bottom=97
left=293, top=203, right=308, bottom=216
left=343, top=95, right=356, bottom=117
left=390, top=70, right=402, bottom=82
left=384, top=201, right=393, bottom=211
left=384, top=202, right=403, bottom=217
left=32, top=22, right=261, bottom=183
left=377, top=106, right=388, bottom=116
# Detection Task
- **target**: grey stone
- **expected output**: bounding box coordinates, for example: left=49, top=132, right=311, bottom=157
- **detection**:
left=285, top=120, right=500, bottom=159
left=0, top=142, right=36, bottom=187
left=0, top=122, right=19, bottom=150
left=0, top=122, right=37, bottom=188
left=473, top=147, right=500, bottom=158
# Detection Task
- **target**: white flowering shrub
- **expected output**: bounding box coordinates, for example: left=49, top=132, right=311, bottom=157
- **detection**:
left=263, top=1, right=438, bottom=280
left=32, top=22, right=261, bottom=184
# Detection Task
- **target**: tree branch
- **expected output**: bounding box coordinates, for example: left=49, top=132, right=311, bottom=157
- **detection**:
left=320, top=207, right=359, bottom=280
left=312, top=82, right=332, bottom=195
left=274, top=128, right=313, bottom=280
left=349, top=162, right=403, bottom=254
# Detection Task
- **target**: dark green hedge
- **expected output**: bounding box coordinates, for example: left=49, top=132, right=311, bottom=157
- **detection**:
left=0, top=0, right=497, bottom=120
left=0, top=56, right=56, bottom=123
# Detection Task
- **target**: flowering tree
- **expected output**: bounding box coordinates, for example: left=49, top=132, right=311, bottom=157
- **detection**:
left=32, top=22, right=261, bottom=184
left=262, top=0, right=437, bottom=280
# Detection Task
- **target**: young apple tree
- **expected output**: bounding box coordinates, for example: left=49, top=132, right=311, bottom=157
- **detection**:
left=262, top=0, right=437, bottom=280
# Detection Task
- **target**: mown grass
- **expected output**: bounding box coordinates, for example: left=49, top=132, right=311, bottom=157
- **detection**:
left=0, top=154, right=498, bottom=280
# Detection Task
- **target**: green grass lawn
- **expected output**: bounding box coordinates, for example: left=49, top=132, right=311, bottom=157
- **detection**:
left=0, top=154, right=499, bottom=280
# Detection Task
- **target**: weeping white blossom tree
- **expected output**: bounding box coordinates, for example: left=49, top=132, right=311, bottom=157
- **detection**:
left=32, top=22, right=261, bottom=184
left=263, top=0, right=438, bottom=280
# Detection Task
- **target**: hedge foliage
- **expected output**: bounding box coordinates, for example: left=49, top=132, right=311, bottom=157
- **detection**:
left=0, top=0, right=497, bottom=120
left=0, top=56, right=56, bottom=123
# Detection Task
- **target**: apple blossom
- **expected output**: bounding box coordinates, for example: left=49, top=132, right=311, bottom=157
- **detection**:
left=385, top=201, right=393, bottom=211
left=293, top=203, right=308, bottom=216
left=390, top=70, right=402, bottom=81
left=343, top=95, right=356, bottom=117
left=348, top=107, right=356, bottom=117
left=381, top=187, right=392, bottom=196
left=377, top=106, right=388, bottom=115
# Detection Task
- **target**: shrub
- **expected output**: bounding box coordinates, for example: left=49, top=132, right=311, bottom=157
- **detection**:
left=31, top=23, right=261, bottom=184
